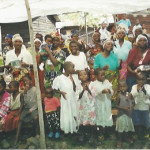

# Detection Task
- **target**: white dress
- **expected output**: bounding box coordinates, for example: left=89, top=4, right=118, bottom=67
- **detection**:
left=89, top=79, right=113, bottom=127
left=52, top=74, right=79, bottom=134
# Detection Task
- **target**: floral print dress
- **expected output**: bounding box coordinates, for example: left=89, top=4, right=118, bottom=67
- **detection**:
left=76, top=82, right=96, bottom=126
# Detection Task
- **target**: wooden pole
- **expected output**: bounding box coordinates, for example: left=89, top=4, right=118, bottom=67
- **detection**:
left=84, top=12, right=88, bottom=43
left=24, top=0, right=46, bottom=149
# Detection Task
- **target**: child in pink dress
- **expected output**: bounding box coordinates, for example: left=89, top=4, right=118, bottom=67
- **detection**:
left=0, top=80, right=10, bottom=132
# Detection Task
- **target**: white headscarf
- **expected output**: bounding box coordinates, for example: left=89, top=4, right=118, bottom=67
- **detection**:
left=34, top=38, right=41, bottom=43
left=116, top=28, right=126, bottom=34
left=136, top=34, right=148, bottom=44
left=12, top=34, right=23, bottom=43
left=103, top=40, right=113, bottom=49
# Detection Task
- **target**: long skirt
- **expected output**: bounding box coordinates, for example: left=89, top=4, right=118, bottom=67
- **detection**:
left=5, top=110, right=20, bottom=132
left=105, top=70, right=119, bottom=101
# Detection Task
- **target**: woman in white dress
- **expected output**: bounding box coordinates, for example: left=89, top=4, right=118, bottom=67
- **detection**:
left=52, top=61, right=79, bottom=134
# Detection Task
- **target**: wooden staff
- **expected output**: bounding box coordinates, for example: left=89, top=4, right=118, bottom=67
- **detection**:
left=24, top=0, right=46, bottom=149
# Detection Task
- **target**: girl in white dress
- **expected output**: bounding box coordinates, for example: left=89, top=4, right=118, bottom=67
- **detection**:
left=52, top=61, right=79, bottom=134
left=77, top=70, right=96, bottom=142
left=89, top=68, right=113, bottom=139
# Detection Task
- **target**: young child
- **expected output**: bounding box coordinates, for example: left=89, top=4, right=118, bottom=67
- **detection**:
left=0, top=80, right=10, bottom=132
left=15, top=75, right=38, bottom=144
left=44, top=86, right=60, bottom=139
left=39, top=34, right=53, bottom=71
left=77, top=70, right=96, bottom=143
left=52, top=61, right=79, bottom=134
left=115, top=80, right=135, bottom=148
left=89, top=68, right=113, bottom=140
left=131, top=72, right=150, bottom=139
left=5, top=81, right=24, bottom=132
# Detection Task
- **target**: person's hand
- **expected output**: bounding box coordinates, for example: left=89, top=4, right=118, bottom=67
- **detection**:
left=102, top=89, right=109, bottom=94
left=21, top=62, right=28, bottom=68
left=40, top=52, right=48, bottom=57
left=61, top=91, right=67, bottom=100
left=103, top=65, right=109, bottom=70
left=44, top=45, right=50, bottom=53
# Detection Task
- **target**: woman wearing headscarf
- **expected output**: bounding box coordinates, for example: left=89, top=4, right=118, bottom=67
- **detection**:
left=5, top=34, right=33, bottom=89
left=127, top=34, right=150, bottom=92
left=44, top=32, right=66, bottom=87
left=87, top=32, right=103, bottom=81
left=94, top=40, right=120, bottom=104
left=113, top=28, right=132, bottom=80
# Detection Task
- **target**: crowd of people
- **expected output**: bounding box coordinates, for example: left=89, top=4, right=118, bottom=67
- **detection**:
left=0, top=14, right=150, bottom=148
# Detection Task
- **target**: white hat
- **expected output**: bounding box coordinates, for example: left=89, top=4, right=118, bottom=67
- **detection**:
left=12, top=34, right=23, bottom=43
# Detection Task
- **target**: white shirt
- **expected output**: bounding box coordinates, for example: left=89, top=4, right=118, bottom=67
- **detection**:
left=5, top=47, right=33, bottom=66
left=65, top=52, right=88, bottom=71
left=131, top=84, right=150, bottom=111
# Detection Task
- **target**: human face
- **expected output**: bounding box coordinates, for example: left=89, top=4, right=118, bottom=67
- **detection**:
left=137, top=38, right=147, bottom=49
left=45, top=88, right=53, bottom=98
left=97, top=70, right=105, bottom=82
left=35, top=41, right=41, bottom=50
left=45, top=37, right=52, bottom=46
left=104, top=42, right=113, bottom=52
left=117, top=31, right=125, bottom=40
left=5, top=37, right=12, bottom=45
left=78, top=70, right=88, bottom=82
left=93, top=33, right=100, bottom=42
left=122, top=14, right=127, bottom=20
left=52, top=37, right=60, bottom=48
left=135, top=29, right=142, bottom=38
left=23, top=77, right=32, bottom=87
left=72, top=34, right=79, bottom=41
left=68, top=63, right=75, bottom=74
left=70, top=43, right=78, bottom=55
left=13, top=40, right=22, bottom=50
left=119, top=83, right=128, bottom=94
left=137, top=75, right=146, bottom=86
left=0, top=83, right=5, bottom=94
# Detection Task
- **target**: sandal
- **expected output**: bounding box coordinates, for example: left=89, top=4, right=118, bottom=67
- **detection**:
left=117, top=141, right=122, bottom=148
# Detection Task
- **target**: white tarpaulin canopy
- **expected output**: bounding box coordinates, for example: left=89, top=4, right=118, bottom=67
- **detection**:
left=0, top=0, right=150, bottom=23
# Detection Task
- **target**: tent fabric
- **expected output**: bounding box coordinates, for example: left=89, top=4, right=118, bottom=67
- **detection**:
left=0, top=0, right=150, bottom=23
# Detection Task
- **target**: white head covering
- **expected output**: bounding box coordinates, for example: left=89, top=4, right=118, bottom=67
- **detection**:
left=12, top=34, right=23, bottom=43
left=136, top=34, right=148, bottom=44
left=103, top=40, right=113, bottom=49
left=34, top=38, right=41, bottom=43
left=116, top=28, right=126, bottom=34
